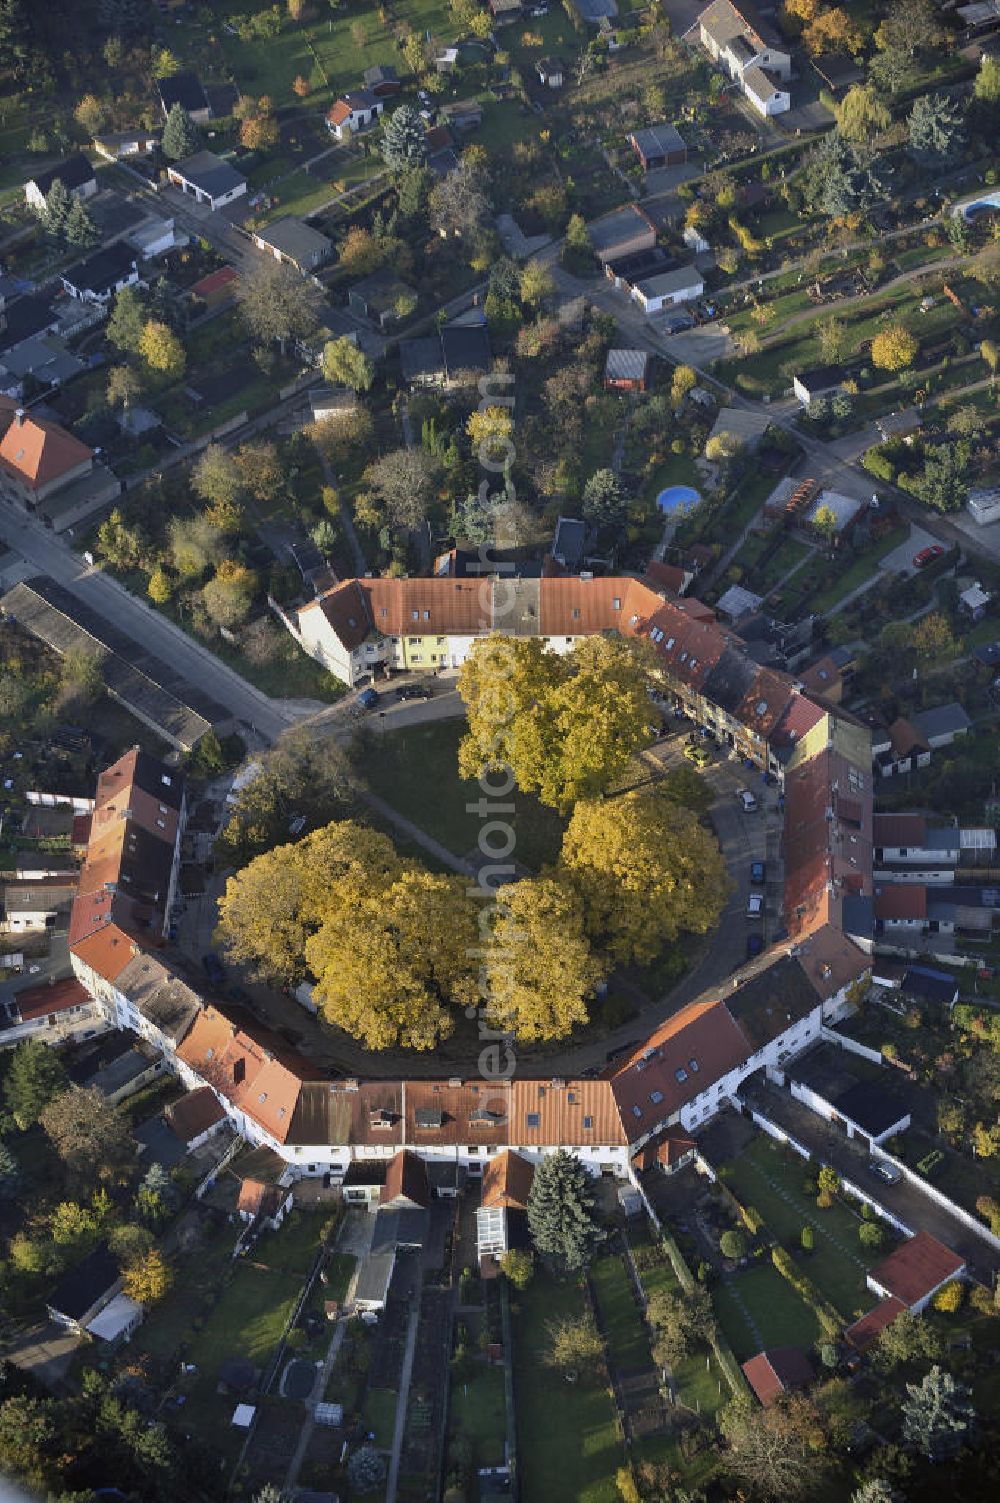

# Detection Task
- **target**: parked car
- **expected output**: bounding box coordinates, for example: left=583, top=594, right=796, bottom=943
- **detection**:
left=606, top=1039, right=639, bottom=1062
left=397, top=684, right=433, bottom=701
left=663, top=312, right=695, bottom=334
left=201, top=952, right=226, bottom=984
left=746, top=933, right=764, bottom=958
left=750, top=861, right=766, bottom=885
left=746, top=893, right=764, bottom=919
left=684, top=742, right=711, bottom=767
left=870, top=1160, right=902, bottom=1185
left=739, top=790, right=758, bottom=813
left=913, top=545, right=945, bottom=569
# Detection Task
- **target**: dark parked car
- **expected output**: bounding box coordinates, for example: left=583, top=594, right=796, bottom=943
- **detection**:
left=746, top=933, right=764, bottom=958
left=201, top=952, right=226, bottom=984
left=397, top=684, right=433, bottom=701
left=750, top=861, right=766, bottom=885
left=606, top=1038, right=640, bottom=1063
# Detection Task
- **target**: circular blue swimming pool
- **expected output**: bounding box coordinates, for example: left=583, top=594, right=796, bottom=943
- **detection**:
left=656, top=484, right=701, bottom=513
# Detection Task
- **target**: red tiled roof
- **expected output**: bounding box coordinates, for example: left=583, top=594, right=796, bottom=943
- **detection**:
left=166, top=1086, right=225, bottom=1143
left=512, top=1078, right=628, bottom=1148
left=636, top=1123, right=696, bottom=1171
left=611, top=1000, right=750, bottom=1141
left=13, top=977, right=90, bottom=1021
left=381, top=1148, right=430, bottom=1208
left=874, top=884, right=927, bottom=921
left=0, top=409, right=92, bottom=490
left=237, top=1178, right=283, bottom=1219
left=868, top=1231, right=965, bottom=1309
left=481, top=1149, right=534, bottom=1210
left=742, top=1346, right=814, bottom=1407
left=845, top=1296, right=906, bottom=1350
left=327, top=99, right=352, bottom=125
left=873, top=813, right=927, bottom=847
left=644, top=561, right=687, bottom=594
left=190, top=265, right=238, bottom=297
left=888, top=718, right=928, bottom=758
left=71, top=923, right=140, bottom=983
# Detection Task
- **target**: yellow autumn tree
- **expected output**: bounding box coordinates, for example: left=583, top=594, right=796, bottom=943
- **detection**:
left=484, top=876, right=606, bottom=1041
left=871, top=325, right=918, bottom=371
left=560, top=787, right=730, bottom=964
left=306, top=869, right=480, bottom=1049
left=458, top=634, right=654, bottom=813
left=217, top=821, right=403, bottom=983
left=123, top=1247, right=172, bottom=1304
left=803, top=7, right=865, bottom=55
left=138, top=319, right=185, bottom=378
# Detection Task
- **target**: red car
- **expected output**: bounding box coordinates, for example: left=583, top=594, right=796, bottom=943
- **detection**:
left=913, top=545, right=945, bottom=569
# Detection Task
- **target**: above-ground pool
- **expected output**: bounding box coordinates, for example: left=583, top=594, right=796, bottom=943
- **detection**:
left=656, top=484, right=701, bottom=513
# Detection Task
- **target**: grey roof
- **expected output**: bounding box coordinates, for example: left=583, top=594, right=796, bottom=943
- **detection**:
left=0, top=578, right=224, bottom=751
left=364, top=63, right=399, bottom=86
left=115, top=953, right=203, bottom=1042
left=441, top=322, right=491, bottom=377
left=715, top=585, right=763, bottom=622
left=914, top=703, right=972, bottom=740
left=630, top=122, right=687, bottom=160
left=924, top=826, right=961, bottom=851
left=371, top=1207, right=430, bottom=1252
left=794, top=365, right=847, bottom=394
left=0, top=335, right=84, bottom=386
left=400, top=335, right=445, bottom=383
left=834, top=1078, right=911, bottom=1137
left=698, top=0, right=782, bottom=51
left=172, top=151, right=245, bottom=199
left=254, top=215, right=331, bottom=262
left=634, top=265, right=703, bottom=299
left=49, top=1242, right=120, bottom=1321
left=573, top=0, right=618, bottom=18
left=553, top=516, right=587, bottom=569
left=87, top=1045, right=158, bottom=1098
left=604, top=348, right=648, bottom=382
left=588, top=204, right=655, bottom=255
left=157, top=71, right=209, bottom=114
left=744, top=64, right=787, bottom=104
left=62, top=242, right=137, bottom=296
left=877, top=408, right=922, bottom=436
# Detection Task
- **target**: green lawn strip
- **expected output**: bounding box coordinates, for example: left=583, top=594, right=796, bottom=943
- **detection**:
left=114, top=1223, right=235, bottom=1367
left=363, top=1387, right=398, bottom=1448
left=811, top=526, right=910, bottom=614
left=632, top=1431, right=719, bottom=1491
left=754, top=537, right=811, bottom=592
left=590, top=1254, right=653, bottom=1375
left=643, top=453, right=704, bottom=501
left=513, top=1274, right=623, bottom=1503
left=362, top=718, right=566, bottom=869
left=256, top=1210, right=324, bottom=1278
left=672, top=1346, right=728, bottom=1420
left=449, top=1359, right=507, bottom=1469
left=325, top=1252, right=357, bottom=1304
left=712, top=1264, right=821, bottom=1363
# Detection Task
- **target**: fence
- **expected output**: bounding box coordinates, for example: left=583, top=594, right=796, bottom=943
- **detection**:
left=25, top=791, right=95, bottom=811
left=820, top=1027, right=884, bottom=1065
left=870, top=1143, right=1000, bottom=1254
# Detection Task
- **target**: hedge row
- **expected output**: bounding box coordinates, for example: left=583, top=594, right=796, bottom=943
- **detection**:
left=771, top=1247, right=842, bottom=1338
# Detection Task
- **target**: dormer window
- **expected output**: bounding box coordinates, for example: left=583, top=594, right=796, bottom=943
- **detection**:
left=675, top=1068, right=688, bottom=1083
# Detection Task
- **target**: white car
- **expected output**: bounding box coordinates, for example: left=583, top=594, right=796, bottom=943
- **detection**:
left=746, top=894, right=764, bottom=919
left=739, top=790, right=758, bottom=813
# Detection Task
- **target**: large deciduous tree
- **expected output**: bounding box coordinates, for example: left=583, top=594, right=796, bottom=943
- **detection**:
left=217, top=818, right=389, bottom=982
left=107, top=285, right=146, bottom=353
left=483, top=876, right=605, bottom=1041
left=306, top=869, right=480, bottom=1049
left=560, top=787, right=729, bottom=964
left=138, top=319, right=185, bottom=378
left=457, top=635, right=654, bottom=812
left=526, top=1148, right=601, bottom=1272
left=362, top=446, right=440, bottom=529
left=321, top=336, right=375, bottom=392
left=646, top=1282, right=714, bottom=1366
left=720, top=1394, right=825, bottom=1501
left=238, top=259, right=324, bottom=350
left=39, top=1085, right=135, bottom=1183
left=217, top=732, right=355, bottom=865
left=544, top=1311, right=604, bottom=1377
left=429, top=156, right=491, bottom=239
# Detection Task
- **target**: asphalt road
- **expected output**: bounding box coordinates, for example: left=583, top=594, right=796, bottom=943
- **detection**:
left=0, top=506, right=301, bottom=743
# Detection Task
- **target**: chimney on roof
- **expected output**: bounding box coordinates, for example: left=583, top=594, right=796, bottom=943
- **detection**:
left=14, top=408, right=25, bottom=426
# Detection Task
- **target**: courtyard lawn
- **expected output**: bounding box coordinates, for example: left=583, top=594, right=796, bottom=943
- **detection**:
left=449, top=1359, right=507, bottom=1470
left=712, top=1264, right=822, bottom=1363
left=590, top=1254, right=652, bottom=1374
left=722, top=1136, right=880, bottom=1319
left=363, top=1387, right=398, bottom=1448
left=185, top=1261, right=302, bottom=1376
left=119, top=1221, right=235, bottom=1369
left=514, top=1273, right=623, bottom=1503
left=362, top=717, right=567, bottom=869
left=811, top=526, right=909, bottom=615
left=325, top=1252, right=357, bottom=1304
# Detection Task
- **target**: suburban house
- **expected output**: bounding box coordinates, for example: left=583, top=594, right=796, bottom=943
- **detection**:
left=631, top=264, right=704, bottom=314
left=865, top=1231, right=965, bottom=1318
left=166, top=152, right=247, bottom=212
left=876, top=408, right=922, bottom=442
left=93, top=129, right=159, bottom=161
left=380, top=1149, right=431, bottom=1210
left=189, top=265, right=239, bottom=309
left=157, top=70, right=212, bottom=124
left=326, top=91, right=384, bottom=140
left=604, top=348, right=649, bottom=392
left=60, top=243, right=140, bottom=305
left=588, top=204, right=657, bottom=265
left=0, top=334, right=85, bottom=401
left=629, top=123, right=688, bottom=171
left=742, top=1348, right=814, bottom=1408
left=0, top=403, right=95, bottom=508
left=24, top=154, right=97, bottom=213
left=873, top=813, right=964, bottom=880
left=46, top=1242, right=125, bottom=1335
left=165, top=1085, right=227, bottom=1150
left=695, top=0, right=792, bottom=116
left=309, top=387, right=359, bottom=423
left=537, top=57, right=564, bottom=87
left=792, top=365, right=848, bottom=409
left=0, top=977, right=102, bottom=1047
left=250, top=216, right=332, bottom=272
left=441, top=99, right=483, bottom=132
left=914, top=702, right=972, bottom=749
left=872, top=718, right=931, bottom=779
left=363, top=63, right=401, bottom=96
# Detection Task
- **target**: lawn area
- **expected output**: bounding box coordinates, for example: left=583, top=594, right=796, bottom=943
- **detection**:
left=184, top=1261, right=301, bottom=1376
left=590, top=1254, right=652, bottom=1375
left=362, top=717, right=567, bottom=869
left=254, top=1209, right=325, bottom=1277
left=643, top=452, right=704, bottom=501
left=325, top=1252, right=357, bottom=1304
left=722, top=1136, right=879, bottom=1319
left=811, top=526, right=909, bottom=615
left=449, top=1358, right=507, bottom=1470
left=754, top=536, right=812, bottom=592
left=514, top=1273, right=623, bottom=1503
left=363, top=1387, right=398, bottom=1448
left=119, top=1221, right=235, bottom=1369
left=712, top=1263, right=822, bottom=1363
